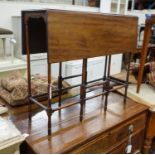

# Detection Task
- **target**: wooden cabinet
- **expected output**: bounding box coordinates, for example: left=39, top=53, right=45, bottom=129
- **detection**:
left=110, top=130, right=144, bottom=154
left=67, top=113, right=147, bottom=154
left=11, top=93, right=148, bottom=154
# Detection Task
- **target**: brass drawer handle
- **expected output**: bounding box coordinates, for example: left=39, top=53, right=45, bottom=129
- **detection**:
left=128, top=124, right=134, bottom=134
left=125, top=124, right=134, bottom=153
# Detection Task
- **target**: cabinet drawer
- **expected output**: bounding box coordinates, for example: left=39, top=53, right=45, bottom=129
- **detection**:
left=109, top=130, right=144, bottom=154
left=70, top=112, right=146, bottom=154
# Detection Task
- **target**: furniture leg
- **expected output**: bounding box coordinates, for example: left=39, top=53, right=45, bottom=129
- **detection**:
left=104, top=90, right=109, bottom=111
left=47, top=110, right=52, bottom=136
left=28, top=99, right=32, bottom=121
left=102, top=56, right=108, bottom=100
left=72, top=0, right=75, bottom=5
left=80, top=58, right=87, bottom=121
left=104, top=55, right=111, bottom=111
left=124, top=52, right=131, bottom=104
left=47, top=63, right=52, bottom=135
left=143, top=137, right=153, bottom=154
left=103, top=56, right=108, bottom=81
left=25, top=22, right=32, bottom=120
left=58, top=62, right=62, bottom=107
left=10, top=37, right=15, bottom=63
left=2, top=38, right=6, bottom=58
left=142, top=112, right=155, bottom=153
left=137, top=23, right=152, bottom=93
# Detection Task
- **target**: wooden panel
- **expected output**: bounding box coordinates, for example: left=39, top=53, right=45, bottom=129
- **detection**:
left=47, top=10, right=138, bottom=63
left=109, top=130, right=144, bottom=154
left=145, top=112, right=155, bottom=137
left=69, top=113, right=146, bottom=153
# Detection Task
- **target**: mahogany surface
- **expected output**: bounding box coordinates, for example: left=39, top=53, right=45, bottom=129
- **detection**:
left=3, top=92, right=148, bottom=154
left=47, top=10, right=138, bottom=63
left=22, top=10, right=138, bottom=135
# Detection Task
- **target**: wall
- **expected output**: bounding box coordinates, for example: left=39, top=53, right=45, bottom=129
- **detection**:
left=127, top=10, right=155, bottom=25
left=0, top=0, right=87, bottom=5
left=0, top=1, right=123, bottom=82
left=0, top=1, right=98, bottom=62
left=0, top=1, right=98, bottom=30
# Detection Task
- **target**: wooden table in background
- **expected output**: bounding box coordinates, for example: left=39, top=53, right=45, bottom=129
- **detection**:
left=137, top=15, right=155, bottom=93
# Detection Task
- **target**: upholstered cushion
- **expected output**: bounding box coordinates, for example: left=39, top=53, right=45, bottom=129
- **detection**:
left=0, top=28, right=13, bottom=35
left=31, top=74, right=70, bottom=97
left=0, top=74, right=71, bottom=106
left=1, top=76, right=27, bottom=92
left=0, top=86, right=27, bottom=106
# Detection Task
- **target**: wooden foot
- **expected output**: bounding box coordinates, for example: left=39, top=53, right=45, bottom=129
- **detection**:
left=47, top=112, right=52, bottom=136
left=142, top=137, right=153, bottom=154
left=28, top=99, right=32, bottom=121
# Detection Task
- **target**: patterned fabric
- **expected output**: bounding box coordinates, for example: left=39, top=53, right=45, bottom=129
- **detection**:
left=131, top=62, right=153, bottom=82
left=31, top=74, right=70, bottom=96
left=0, top=74, right=70, bottom=106
left=131, top=61, right=155, bottom=88
left=0, top=76, right=28, bottom=106
left=0, top=86, right=27, bottom=106
left=147, top=71, right=155, bottom=87
left=147, top=61, right=155, bottom=72
left=1, top=76, right=27, bottom=92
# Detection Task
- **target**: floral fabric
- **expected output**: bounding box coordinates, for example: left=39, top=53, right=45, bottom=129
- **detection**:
left=0, top=74, right=70, bottom=106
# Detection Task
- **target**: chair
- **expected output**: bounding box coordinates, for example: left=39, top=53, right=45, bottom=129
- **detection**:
left=0, top=28, right=13, bottom=59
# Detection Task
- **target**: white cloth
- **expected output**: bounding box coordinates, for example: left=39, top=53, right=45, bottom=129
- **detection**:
left=0, top=106, right=8, bottom=115
left=118, top=84, right=155, bottom=111
left=0, top=117, right=25, bottom=151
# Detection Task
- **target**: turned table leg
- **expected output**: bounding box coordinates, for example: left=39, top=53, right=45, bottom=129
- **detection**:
left=142, top=111, right=155, bottom=154
left=143, top=137, right=153, bottom=154
left=137, top=21, right=152, bottom=93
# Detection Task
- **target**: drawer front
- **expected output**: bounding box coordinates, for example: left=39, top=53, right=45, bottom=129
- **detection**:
left=109, top=130, right=144, bottom=154
left=70, top=112, right=146, bottom=154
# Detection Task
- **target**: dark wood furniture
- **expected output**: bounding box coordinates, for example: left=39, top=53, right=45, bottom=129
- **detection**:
left=3, top=93, right=148, bottom=154
left=143, top=110, right=155, bottom=153
left=118, top=86, right=155, bottom=153
left=137, top=15, right=155, bottom=93
left=22, top=10, right=137, bottom=135
left=22, top=10, right=138, bottom=135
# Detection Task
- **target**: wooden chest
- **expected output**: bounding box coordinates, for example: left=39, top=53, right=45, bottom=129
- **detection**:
left=68, top=112, right=146, bottom=153
left=9, top=93, right=148, bottom=154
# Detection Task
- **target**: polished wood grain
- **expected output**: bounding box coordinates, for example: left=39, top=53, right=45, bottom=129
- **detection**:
left=22, top=10, right=138, bottom=135
left=69, top=113, right=146, bottom=154
left=109, top=130, right=144, bottom=154
left=3, top=92, right=148, bottom=154
left=21, top=10, right=143, bottom=151
left=47, top=10, right=138, bottom=63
